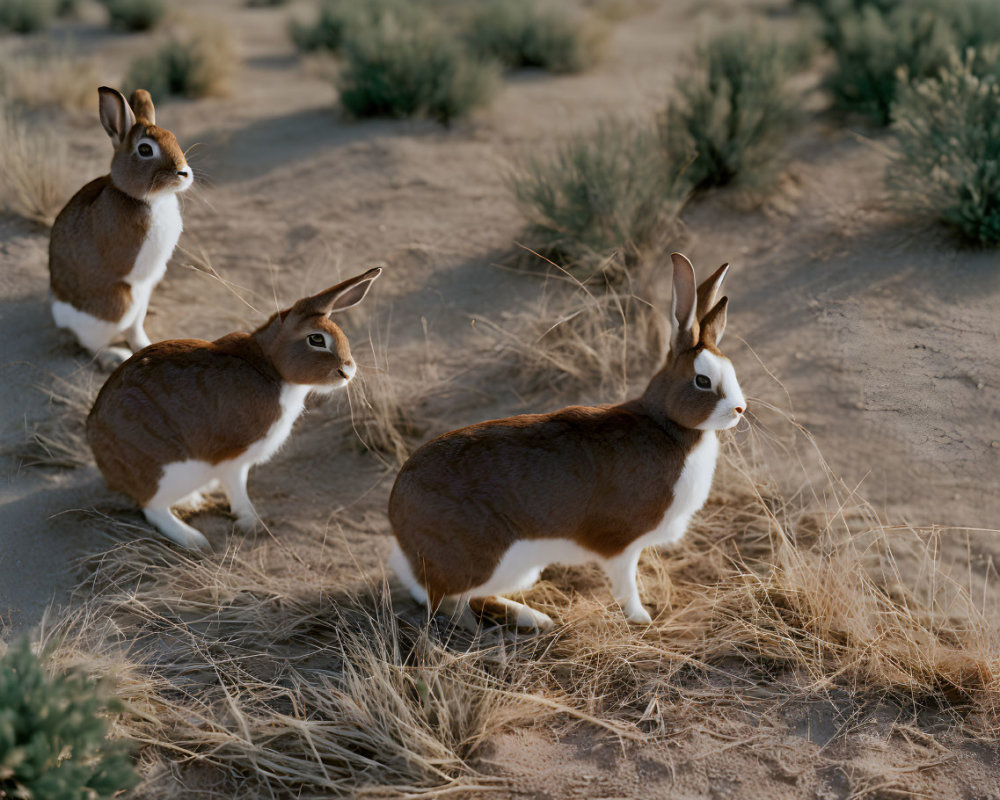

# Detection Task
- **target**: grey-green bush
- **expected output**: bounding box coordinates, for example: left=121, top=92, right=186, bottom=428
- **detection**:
left=0, top=0, right=55, bottom=33
left=511, top=119, right=688, bottom=280
left=466, top=0, right=601, bottom=74
left=101, top=0, right=165, bottom=31
left=662, top=31, right=798, bottom=192
left=290, top=0, right=423, bottom=53
left=888, top=53, right=1000, bottom=245
left=0, top=640, right=135, bottom=799
left=825, top=4, right=955, bottom=124
left=126, top=27, right=235, bottom=99
left=337, top=16, right=499, bottom=125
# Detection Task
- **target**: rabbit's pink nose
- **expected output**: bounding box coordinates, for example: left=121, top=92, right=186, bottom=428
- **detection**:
left=733, top=406, right=744, bottom=416
left=176, top=169, right=189, bottom=178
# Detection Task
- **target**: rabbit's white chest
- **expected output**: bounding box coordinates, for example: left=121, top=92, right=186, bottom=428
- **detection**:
left=236, top=383, right=311, bottom=467
left=128, top=193, right=182, bottom=286
left=634, top=431, right=718, bottom=550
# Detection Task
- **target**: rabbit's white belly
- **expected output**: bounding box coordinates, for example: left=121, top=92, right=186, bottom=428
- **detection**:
left=127, top=193, right=182, bottom=287
left=51, top=300, right=126, bottom=349
left=147, top=383, right=311, bottom=508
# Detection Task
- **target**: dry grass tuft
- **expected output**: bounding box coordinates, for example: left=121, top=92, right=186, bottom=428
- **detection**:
left=45, top=537, right=540, bottom=797
left=0, top=106, right=73, bottom=225
left=15, top=373, right=98, bottom=470
left=0, top=49, right=99, bottom=112
left=343, top=363, right=431, bottom=468
left=478, top=267, right=667, bottom=403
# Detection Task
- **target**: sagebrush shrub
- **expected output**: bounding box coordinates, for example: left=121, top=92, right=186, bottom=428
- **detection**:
left=290, top=0, right=421, bottom=53
left=662, top=30, right=797, bottom=192
left=888, top=54, right=1000, bottom=244
left=126, top=25, right=236, bottom=99
left=0, top=0, right=55, bottom=32
left=337, top=16, right=499, bottom=125
left=466, top=0, right=602, bottom=74
left=825, top=4, right=955, bottom=124
left=101, top=0, right=165, bottom=31
left=511, top=119, right=688, bottom=280
left=0, top=640, right=135, bottom=799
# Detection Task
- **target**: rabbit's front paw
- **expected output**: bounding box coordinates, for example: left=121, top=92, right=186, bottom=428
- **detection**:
left=235, top=513, right=264, bottom=534
left=96, top=347, right=132, bottom=372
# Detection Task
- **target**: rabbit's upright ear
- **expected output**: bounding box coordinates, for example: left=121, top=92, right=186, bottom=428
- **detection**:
left=129, top=89, right=156, bottom=125
left=696, top=262, right=729, bottom=321
left=699, top=296, right=728, bottom=347
left=295, top=267, right=383, bottom=317
left=670, top=253, right=698, bottom=353
left=98, top=87, right=136, bottom=144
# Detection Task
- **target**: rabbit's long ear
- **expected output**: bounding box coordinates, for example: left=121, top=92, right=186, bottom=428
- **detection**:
left=670, top=253, right=699, bottom=352
left=129, top=89, right=156, bottom=125
left=696, top=262, right=729, bottom=322
left=98, top=87, right=135, bottom=144
left=699, top=296, right=728, bottom=347
left=295, top=267, right=382, bottom=316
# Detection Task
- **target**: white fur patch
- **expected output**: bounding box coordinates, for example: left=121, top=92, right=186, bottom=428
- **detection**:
left=51, top=300, right=123, bottom=352
left=692, top=350, right=745, bottom=430
left=129, top=192, right=182, bottom=286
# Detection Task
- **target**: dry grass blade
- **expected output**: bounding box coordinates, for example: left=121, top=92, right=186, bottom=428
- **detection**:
left=0, top=49, right=100, bottom=112
left=14, top=372, right=99, bottom=469
left=478, top=266, right=666, bottom=404
left=0, top=106, right=73, bottom=225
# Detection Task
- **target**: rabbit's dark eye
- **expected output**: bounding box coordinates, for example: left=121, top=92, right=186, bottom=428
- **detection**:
left=695, top=374, right=712, bottom=390
left=307, top=334, right=326, bottom=348
left=137, top=143, right=154, bottom=158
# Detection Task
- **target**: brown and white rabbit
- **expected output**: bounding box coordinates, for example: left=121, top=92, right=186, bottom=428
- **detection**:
left=49, top=87, right=193, bottom=369
left=87, top=268, right=382, bottom=551
left=388, top=253, right=744, bottom=630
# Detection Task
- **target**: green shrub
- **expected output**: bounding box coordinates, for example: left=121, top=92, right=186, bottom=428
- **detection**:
left=126, top=25, right=236, bottom=99
left=101, top=0, right=165, bottom=31
left=825, top=4, right=956, bottom=124
left=290, top=0, right=422, bottom=53
left=337, top=15, right=499, bottom=125
left=466, top=0, right=603, bottom=74
left=888, top=53, right=1000, bottom=244
left=510, top=119, right=689, bottom=280
left=0, top=640, right=135, bottom=799
left=0, top=0, right=56, bottom=33
left=662, top=30, right=798, bottom=192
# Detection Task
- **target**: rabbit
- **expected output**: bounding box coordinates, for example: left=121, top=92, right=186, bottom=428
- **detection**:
left=388, top=253, right=744, bottom=631
left=86, top=267, right=382, bottom=551
left=49, top=86, right=193, bottom=370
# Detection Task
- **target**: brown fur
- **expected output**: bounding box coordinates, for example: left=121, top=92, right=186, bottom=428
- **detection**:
left=389, top=253, right=738, bottom=602
left=48, top=87, right=189, bottom=321
left=87, top=269, right=381, bottom=505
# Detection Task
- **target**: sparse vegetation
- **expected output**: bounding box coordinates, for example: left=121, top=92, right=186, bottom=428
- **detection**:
left=511, top=119, right=688, bottom=281
left=0, top=49, right=99, bottom=112
left=466, top=0, right=605, bottom=74
left=480, top=274, right=666, bottom=402
left=662, top=30, right=798, bottom=192
left=0, top=640, right=135, bottom=800
left=888, top=54, right=1000, bottom=244
left=344, top=362, right=431, bottom=468
left=0, top=0, right=55, bottom=33
left=101, top=0, right=165, bottom=32
left=337, top=15, right=499, bottom=124
left=824, top=4, right=954, bottom=124
left=0, top=107, right=72, bottom=225
left=289, top=0, right=420, bottom=53
left=126, top=23, right=236, bottom=99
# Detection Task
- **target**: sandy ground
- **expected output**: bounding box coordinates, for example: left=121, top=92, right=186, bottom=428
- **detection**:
left=1, top=0, right=998, bottom=796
